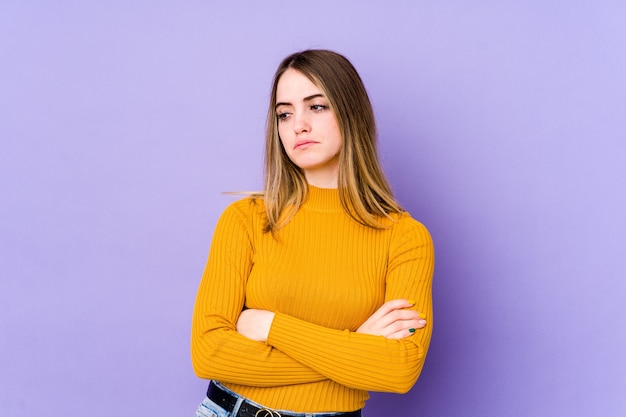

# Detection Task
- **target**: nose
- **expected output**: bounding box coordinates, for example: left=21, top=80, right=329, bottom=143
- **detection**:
left=293, top=111, right=310, bottom=134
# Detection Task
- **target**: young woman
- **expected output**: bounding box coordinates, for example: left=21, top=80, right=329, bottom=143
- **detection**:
left=191, top=49, right=434, bottom=417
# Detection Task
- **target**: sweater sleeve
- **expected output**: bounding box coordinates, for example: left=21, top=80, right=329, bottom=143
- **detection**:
left=266, top=215, right=434, bottom=393
left=191, top=201, right=326, bottom=386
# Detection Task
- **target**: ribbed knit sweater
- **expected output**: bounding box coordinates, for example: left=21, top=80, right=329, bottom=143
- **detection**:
left=191, top=186, right=434, bottom=413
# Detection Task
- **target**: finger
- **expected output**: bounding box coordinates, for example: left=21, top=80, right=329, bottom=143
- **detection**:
left=385, top=330, right=412, bottom=340
left=378, top=316, right=414, bottom=333
left=387, top=323, right=427, bottom=339
left=385, top=324, right=421, bottom=339
left=370, top=299, right=416, bottom=322
left=383, top=298, right=415, bottom=311
left=377, top=309, right=420, bottom=329
left=383, top=318, right=427, bottom=337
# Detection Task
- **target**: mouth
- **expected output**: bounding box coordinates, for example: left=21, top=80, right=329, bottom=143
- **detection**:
left=294, top=140, right=318, bottom=150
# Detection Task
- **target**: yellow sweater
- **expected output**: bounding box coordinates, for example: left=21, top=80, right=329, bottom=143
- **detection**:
left=191, top=186, right=434, bottom=412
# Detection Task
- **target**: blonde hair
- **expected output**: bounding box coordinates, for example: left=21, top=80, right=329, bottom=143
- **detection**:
left=263, top=49, right=403, bottom=232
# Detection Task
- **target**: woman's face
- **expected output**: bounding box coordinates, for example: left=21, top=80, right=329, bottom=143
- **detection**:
left=275, top=69, right=343, bottom=188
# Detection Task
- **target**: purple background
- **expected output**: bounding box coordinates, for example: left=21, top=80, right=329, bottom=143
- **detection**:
left=1, top=2, right=625, bottom=416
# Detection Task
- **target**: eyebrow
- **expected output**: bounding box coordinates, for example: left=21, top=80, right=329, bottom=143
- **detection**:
left=275, top=93, right=325, bottom=109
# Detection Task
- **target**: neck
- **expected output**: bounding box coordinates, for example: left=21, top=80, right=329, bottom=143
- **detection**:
left=304, top=169, right=338, bottom=189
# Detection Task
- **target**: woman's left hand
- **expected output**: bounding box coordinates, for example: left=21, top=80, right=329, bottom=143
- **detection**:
left=236, top=309, right=276, bottom=342
left=356, top=299, right=425, bottom=339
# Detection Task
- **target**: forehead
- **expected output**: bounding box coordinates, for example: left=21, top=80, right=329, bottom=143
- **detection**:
left=275, top=69, right=324, bottom=102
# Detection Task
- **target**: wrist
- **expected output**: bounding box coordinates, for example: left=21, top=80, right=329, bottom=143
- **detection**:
left=261, top=311, right=276, bottom=342
left=237, top=309, right=275, bottom=342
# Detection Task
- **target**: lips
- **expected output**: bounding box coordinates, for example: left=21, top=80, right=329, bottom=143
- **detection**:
left=294, top=139, right=318, bottom=150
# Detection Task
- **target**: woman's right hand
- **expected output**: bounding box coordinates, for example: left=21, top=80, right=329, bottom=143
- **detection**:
left=356, top=299, right=426, bottom=339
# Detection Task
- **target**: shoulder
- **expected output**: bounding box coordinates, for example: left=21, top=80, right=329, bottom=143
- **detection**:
left=224, top=194, right=266, bottom=215
left=387, top=211, right=433, bottom=248
left=217, top=195, right=267, bottom=229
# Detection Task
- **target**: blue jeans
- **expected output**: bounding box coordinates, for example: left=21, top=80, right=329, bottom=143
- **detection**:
left=195, top=395, right=230, bottom=417
left=194, top=381, right=360, bottom=417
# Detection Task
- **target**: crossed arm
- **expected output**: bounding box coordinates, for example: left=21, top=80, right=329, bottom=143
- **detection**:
left=237, top=298, right=426, bottom=343
left=191, top=204, right=434, bottom=393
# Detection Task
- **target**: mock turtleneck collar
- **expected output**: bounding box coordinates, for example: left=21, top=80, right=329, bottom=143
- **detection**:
left=303, top=185, right=343, bottom=213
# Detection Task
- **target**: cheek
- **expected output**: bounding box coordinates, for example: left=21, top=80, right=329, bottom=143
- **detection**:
left=277, top=131, right=287, bottom=150
left=277, top=123, right=290, bottom=144
left=277, top=132, right=293, bottom=160
left=327, top=117, right=342, bottom=148
left=278, top=125, right=296, bottom=153
left=330, top=127, right=343, bottom=153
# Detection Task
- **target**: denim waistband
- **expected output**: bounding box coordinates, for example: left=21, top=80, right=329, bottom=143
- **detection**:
left=206, top=381, right=362, bottom=417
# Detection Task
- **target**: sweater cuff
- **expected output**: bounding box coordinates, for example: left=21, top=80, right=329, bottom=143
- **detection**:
left=267, top=312, right=290, bottom=347
left=267, top=312, right=322, bottom=349
left=267, top=312, right=351, bottom=354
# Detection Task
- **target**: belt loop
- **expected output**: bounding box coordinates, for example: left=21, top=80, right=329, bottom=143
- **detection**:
left=230, top=389, right=245, bottom=416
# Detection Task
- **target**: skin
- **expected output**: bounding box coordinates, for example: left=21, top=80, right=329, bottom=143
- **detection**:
left=236, top=69, right=427, bottom=342
left=275, top=68, right=343, bottom=188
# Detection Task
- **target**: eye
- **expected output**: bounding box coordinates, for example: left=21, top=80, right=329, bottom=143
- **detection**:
left=277, top=112, right=291, bottom=122
left=310, top=104, right=328, bottom=112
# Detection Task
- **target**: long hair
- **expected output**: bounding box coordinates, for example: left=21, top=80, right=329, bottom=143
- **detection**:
left=263, top=49, right=403, bottom=232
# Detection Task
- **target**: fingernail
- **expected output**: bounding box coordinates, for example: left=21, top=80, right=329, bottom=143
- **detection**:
left=408, top=328, right=416, bottom=333
left=418, top=312, right=427, bottom=319
left=418, top=320, right=426, bottom=326
left=408, top=299, right=415, bottom=305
